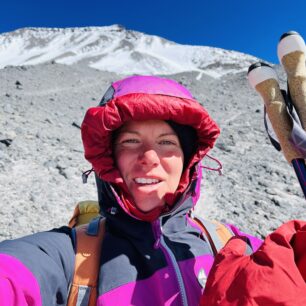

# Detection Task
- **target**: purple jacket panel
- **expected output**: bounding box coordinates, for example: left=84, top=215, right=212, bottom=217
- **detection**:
left=0, top=254, right=42, bottom=306
left=97, top=255, right=214, bottom=306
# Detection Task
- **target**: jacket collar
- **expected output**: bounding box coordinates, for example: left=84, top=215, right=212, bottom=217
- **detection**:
left=98, top=177, right=197, bottom=239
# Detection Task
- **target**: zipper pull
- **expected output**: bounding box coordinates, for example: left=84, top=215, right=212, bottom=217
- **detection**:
left=154, top=237, right=160, bottom=249
left=152, top=219, right=162, bottom=249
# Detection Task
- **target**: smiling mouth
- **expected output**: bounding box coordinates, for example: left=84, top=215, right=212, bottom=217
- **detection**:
left=134, top=178, right=162, bottom=185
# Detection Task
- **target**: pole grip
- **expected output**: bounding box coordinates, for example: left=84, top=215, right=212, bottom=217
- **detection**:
left=254, top=78, right=303, bottom=163
left=278, top=33, right=306, bottom=130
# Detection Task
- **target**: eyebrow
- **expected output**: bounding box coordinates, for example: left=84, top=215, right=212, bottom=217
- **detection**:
left=118, top=131, right=177, bottom=137
left=158, top=133, right=178, bottom=137
left=117, top=130, right=139, bottom=135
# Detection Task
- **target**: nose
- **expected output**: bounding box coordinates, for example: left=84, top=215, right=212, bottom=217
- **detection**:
left=138, top=148, right=160, bottom=167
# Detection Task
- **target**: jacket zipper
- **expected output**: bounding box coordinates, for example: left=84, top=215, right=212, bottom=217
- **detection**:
left=152, top=219, right=189, bottom=306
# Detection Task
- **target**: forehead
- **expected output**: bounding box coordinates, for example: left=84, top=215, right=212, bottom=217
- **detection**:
left=120, top=120, right=176, bottom=134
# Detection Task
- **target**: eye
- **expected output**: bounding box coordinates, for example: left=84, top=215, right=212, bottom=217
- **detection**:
left=121, top=138, right=140, bottom=144
left=119, top=138, right=140, bottom=147
left=159, top=140, right=176, bottom=145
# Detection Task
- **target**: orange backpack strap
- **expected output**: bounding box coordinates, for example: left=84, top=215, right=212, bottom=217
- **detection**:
left=191, top=212, right=234, bottom=256
left=67, top=217, right=105, bottom=306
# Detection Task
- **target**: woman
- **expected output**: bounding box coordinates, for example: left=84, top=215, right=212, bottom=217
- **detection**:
left=1, top=75, right=300, bottom=306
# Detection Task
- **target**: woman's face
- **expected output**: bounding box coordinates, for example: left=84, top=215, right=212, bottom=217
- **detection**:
left=114, top=120, right=184, bottom=213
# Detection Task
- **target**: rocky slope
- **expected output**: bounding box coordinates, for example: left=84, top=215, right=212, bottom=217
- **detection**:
left=1, top=26, right=305, bottom=241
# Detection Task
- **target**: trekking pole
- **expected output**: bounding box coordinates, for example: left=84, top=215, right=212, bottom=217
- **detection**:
left=277, top=31, right=306, bottom=198
left=248, top=62, right=306, bottom=198
left=278, top=31, right=306, bottom=129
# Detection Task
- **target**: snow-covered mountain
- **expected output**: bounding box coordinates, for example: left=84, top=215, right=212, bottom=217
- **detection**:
left=0, top=25, right=258, bottom=78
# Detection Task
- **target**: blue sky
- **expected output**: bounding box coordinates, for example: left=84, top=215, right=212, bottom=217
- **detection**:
left=2, top=0, right=306, bottom=63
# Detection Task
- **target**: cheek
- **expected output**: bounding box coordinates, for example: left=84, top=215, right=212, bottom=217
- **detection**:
left=163, top=156, right=184, bottom=185
left=115, top=150, right=134, bottom=177
left=115, top=150, right=138, bottom=183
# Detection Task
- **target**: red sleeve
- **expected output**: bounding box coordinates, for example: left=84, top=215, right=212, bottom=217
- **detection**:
left=292, top=225, right=306, bottom=281
left=201, top=220, right=306, bottom=306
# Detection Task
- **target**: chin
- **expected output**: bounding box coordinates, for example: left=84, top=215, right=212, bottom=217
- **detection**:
left=135, top=199, right=165, bottom=213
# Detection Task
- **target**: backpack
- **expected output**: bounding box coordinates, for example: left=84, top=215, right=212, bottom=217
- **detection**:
left=67, top=201, right=104, bottom=306
left=66, top=201, right=239, bottom=306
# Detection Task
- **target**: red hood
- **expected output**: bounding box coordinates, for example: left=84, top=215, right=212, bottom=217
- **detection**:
left=81, top=78, right=220, bottom=221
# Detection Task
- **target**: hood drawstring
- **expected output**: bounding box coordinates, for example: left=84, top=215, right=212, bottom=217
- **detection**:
left=201, top=154, right=223, bottom=175
left=82, top=168, right=94, bottom=184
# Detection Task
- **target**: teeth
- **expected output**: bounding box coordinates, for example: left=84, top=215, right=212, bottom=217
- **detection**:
left=135, top=178, right=160, bottom=184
